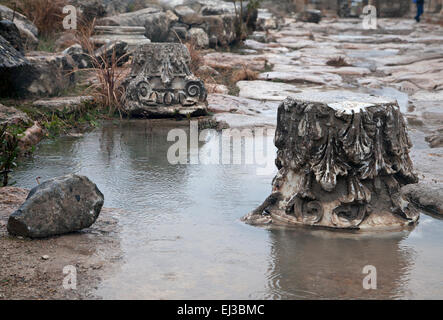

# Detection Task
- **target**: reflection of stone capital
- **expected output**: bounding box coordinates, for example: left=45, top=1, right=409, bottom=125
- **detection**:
left=122, top=43, right=207, bottom=118
left=244, top=91, right=419, bottom=231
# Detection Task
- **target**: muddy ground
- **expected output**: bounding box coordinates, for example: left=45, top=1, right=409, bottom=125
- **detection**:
left=0, top=187, right=122, bottom=300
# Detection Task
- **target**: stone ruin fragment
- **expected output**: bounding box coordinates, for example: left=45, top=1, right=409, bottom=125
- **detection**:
left=243, top=91, right=420, bottom=231
left=122, top=43, right=207, bottom=118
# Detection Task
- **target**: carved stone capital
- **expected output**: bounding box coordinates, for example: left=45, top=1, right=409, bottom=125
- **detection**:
left=122, top=43, right=207, bottom=117
left=244, top=91, right=419, bottom=231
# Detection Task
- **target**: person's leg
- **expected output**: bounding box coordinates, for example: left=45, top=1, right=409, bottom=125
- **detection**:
left=418, top=3, right=424, bottom=19
left=415, top=3, right=420, bottom=22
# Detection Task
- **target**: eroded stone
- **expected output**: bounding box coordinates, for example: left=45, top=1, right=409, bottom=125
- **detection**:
left=7, top=174, right=104, bottom=238
left=243, top=90, right=419, bottom=231
left=122, top=43, right=207, bottom=118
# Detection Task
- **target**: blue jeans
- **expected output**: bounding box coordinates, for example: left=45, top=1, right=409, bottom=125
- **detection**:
left=415, top=2, right=424, bottom=22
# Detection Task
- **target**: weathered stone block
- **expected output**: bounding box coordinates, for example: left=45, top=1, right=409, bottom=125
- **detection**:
left=122, top=43, right=207, bottom=118
left=7, top=174, right=104, bottom=238
left=243, top=91, right=419, bottom=231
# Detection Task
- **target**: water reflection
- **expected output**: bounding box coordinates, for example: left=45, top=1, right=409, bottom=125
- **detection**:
left=263, top=227, right=415, bottom=299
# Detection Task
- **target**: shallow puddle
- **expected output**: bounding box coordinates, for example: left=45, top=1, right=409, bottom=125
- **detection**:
left=11, top=120, right=443, bottom=299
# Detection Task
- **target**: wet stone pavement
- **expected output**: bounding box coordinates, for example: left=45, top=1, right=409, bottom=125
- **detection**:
left=206, top=17, right=443, bottom=185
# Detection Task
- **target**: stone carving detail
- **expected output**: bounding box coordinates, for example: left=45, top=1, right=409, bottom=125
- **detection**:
left=244, top=93, right=419, bottom=230
left=123, top=43, right=207, bottom=117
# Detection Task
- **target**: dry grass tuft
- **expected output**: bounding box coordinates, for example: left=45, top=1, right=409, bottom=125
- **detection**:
left=75, top=19, right=129, bottom=117
left=326, top=56, right=352, bottom=67
left=231, top=66, right=258, bottom=83
left=185, top=41, right=204, bottom=75
left=5, top=0, right=68, bottom=38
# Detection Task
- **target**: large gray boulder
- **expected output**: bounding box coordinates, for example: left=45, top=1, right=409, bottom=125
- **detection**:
left=7, top=175, right=104, bottom=238
left=0, top=19, right=25, bottom=53
left=23, top=51, right=76, bottom=96
left=1, top=36, right=76, bottom=97
left=0, top=4, right=39, bottom=50
left=0, top=35, right=31, bottom=97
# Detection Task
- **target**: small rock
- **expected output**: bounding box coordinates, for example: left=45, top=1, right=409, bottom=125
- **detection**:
left=189, top=28, right=209, bottom=48
left=0, top=103, right=31, bottom=126
left=94, top=41, right=129, bottom=67
left=41, top=255, right=49, bottom=260
left=197, top=65, right=219, bottom=77
left=237, top=80, right=302, bottom=101
left=63, top=44, right=91, bottom=69
left=297, top=9, right=322, bottom=24
left=425, top=127, right=443, bottom=148
left=402, top=183, right=443, bottom=215
left=143, top=11, right=172, bottom=42
left=54, top=32, right=77, bottom=52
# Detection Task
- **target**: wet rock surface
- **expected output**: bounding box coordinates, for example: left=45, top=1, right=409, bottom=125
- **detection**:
left=198, top=17, right=443, bottom=191
left=237, top=80, right=301, bottom=101
left=63, top=44, right=92, bottom=69
left=7, top=175, right=104, bottom=238
left=402, top=183, right=443, bottom=215
left=1, top=45, right=76, bottom=97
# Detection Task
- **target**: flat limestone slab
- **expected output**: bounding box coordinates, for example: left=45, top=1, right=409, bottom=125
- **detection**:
left=237, top=80, right=302, bottom=101
left=33, top=96, right=94, bottom=114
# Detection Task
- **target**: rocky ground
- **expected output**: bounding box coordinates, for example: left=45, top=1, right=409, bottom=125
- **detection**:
left=1, top=1, right=443, bottom=298
left=0, top=187, right=122, bottom=300
left=204, top=17, right=443, bottom=187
